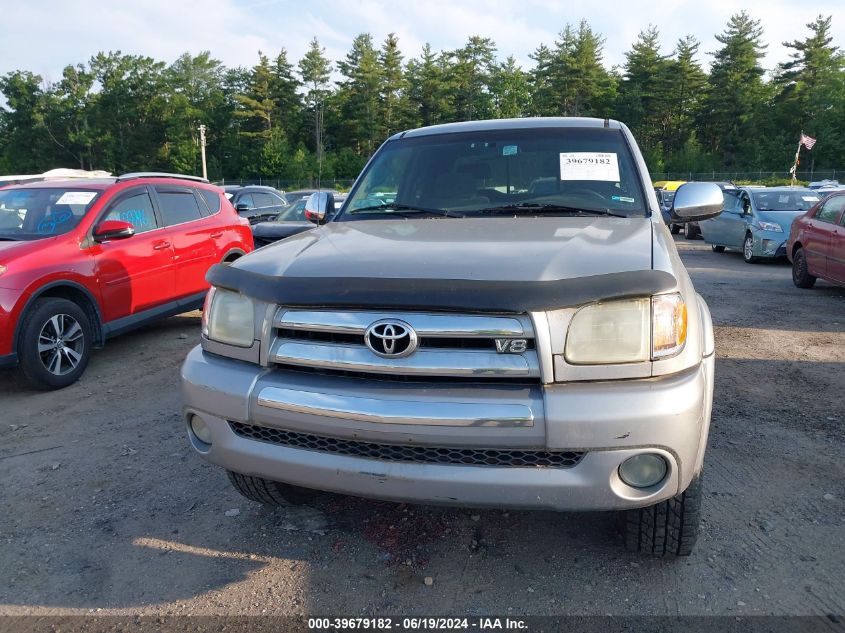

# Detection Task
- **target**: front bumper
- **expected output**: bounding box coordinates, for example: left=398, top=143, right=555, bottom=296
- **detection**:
left=181, top=347, right=714, bottom=511
left=752, top=231, right=788, bottom=258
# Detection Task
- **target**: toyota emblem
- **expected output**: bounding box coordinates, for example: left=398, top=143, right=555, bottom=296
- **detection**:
left=364, top=319, right=418, bottom=358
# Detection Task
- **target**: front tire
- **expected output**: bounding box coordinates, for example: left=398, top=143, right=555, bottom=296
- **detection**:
left=685, top=224, right=699, bottom=239
left=622, top=475, right=703, bottom=557
left=18, top=297, right=92, bottom=390
left=711, top=245, right=725, bottom=253
left=792, top=247, right=816, bottom=288
left=743, top=234, right=758, bottom=264
left=227, top=471, right=322, bottom=506
left=670, top=224, right=681, bottom=235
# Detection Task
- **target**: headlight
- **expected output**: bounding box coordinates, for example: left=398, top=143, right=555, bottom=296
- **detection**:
left=757, top=221, right=783, bottom=232
left=0, top=264, right=6, bottom=276
left=651, top=293, right=688, bottom=359
left=565, top=298, right=651, bottom=364
left=565, top=293, right=687, bottom=364
left=203, top=287, right=255, bottom=347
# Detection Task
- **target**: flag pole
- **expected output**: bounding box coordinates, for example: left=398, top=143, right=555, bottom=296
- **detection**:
left=790, top=132, right=803, bottom=187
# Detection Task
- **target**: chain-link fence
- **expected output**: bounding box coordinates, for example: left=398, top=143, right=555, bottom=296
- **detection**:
left=216, top=178, right=356, bottom=191
left=654, top=169, right=841, bottom=184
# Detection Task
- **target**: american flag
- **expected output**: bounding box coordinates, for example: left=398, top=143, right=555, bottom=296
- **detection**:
left=801, top=133, right=817, bottom=150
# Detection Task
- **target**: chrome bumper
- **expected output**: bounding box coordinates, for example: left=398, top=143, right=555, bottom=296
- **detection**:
left=181, top=346, right=713, bottom=511
left=257, top=387, right=534, bottom=427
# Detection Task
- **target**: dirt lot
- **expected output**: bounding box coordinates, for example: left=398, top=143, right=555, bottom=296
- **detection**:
left=1, top=236, right=843, bottom=617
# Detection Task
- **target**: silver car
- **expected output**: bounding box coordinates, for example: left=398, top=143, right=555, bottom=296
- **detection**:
left=181, top=118, right=723, bottom=556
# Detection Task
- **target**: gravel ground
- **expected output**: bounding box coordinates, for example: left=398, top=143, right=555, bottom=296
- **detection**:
left=0, top=236, right=843, bottom=617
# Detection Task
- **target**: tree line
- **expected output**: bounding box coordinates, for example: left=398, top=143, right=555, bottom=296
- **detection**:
left=1, top=11, right=843, bottom=183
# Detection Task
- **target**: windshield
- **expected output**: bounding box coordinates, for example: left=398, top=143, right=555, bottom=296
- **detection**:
left=275, top=199, right=307, bottom=221
left=0, top=188, right=100, bottom=240
left=751, top=189, right=820, bottom=212
left=341, top=127, right=647, bottom=219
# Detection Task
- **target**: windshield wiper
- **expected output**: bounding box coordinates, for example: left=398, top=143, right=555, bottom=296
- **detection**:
left=475, top=203, right=629, bottom=218
left=349, top=203, right=461, bottom=218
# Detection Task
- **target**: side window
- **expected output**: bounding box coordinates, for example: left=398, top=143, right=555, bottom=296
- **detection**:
left=103, top=190, right=158, bottom=234
left=253, top=192, right=276, bottom=207
left=198, top=188, right=221, bottom=215
left=817, top=196, right=845, bottom=223
left=156, top=187, right=204, bottom=226
left=722, top=191, right=740, bottom=212
left=236, top=193, right=255, bottom=209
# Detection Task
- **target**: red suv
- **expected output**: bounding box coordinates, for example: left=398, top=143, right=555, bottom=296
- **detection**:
left=0, top=172, right=253, bottom=389
left=787, top=192, right=845, bottom=288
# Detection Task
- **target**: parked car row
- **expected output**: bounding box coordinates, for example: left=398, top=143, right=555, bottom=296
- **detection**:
left=700, top=186, right=821, bottom=262
left=669, top=181, right=844, bottom=289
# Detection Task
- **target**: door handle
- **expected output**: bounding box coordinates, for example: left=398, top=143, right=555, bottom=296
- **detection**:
left=210, top=232, right=223, bottom=238
left=153, top=241, right=171, bottom=250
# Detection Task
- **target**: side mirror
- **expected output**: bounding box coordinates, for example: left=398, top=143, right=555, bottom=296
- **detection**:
left=93, top=219, right=135, bottom=242
left=670, top=183, right=724, bottom=223
left=235, top=202, right=251, bottom=213
left=304, top=192, right=334, bottom=224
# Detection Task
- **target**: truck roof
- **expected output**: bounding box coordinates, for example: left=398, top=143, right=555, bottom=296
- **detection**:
left=393, top=117, right=623, bottom=140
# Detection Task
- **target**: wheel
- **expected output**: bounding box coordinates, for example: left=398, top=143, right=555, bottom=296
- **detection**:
left=792, top=247, right=816, bottom=288
left=743, top=234, right=758, bottom=263
left=685, top=224, right=699, bottom=239
left=670, top=224, right=681, bottom=235
left=18, top=297, right=92, bottom=390
left=622, top=474, right=703, bottom=557
left=227, top=471, right=322, bottom=506
left=711, top=245, right=725, bottom=253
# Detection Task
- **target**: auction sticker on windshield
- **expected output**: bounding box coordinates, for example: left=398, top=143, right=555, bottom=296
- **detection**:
left=55, top=191, right=97, bottom=206
left=560, top=152, right=620, bottom=182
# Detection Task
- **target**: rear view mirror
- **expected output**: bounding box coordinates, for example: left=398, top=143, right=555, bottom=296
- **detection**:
left=304, top=192, right=334, bottom=224
left=670, top=183, right=724, bottom=223
left=93, top=219, right=135, bottom=242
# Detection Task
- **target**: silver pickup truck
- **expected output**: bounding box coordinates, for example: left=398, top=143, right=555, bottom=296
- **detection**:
left=181, top=117, right=723, bottom=557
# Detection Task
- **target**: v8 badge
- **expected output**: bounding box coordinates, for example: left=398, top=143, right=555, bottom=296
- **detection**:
left=495, top=339, right=527, bottom=353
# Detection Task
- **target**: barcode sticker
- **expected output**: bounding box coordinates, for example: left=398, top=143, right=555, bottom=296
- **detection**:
left=560, top=152, right=620, bottom=181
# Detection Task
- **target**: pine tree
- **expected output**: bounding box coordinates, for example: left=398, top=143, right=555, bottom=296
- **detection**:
left=450, top=36, right=497, bottom=121
left=771, top=15, right=845, bottom=168
left=405, top=44, right=452, bottom=127
left=336, top=34, right=382, bottom=155
left=617, top=26, right=671, bottom=156
left=298, top=38, right=332, bottom=177
left=698, top=11, right=768, bottom=168
left=379, top=33, right=408, bottom=139
left=491, top=56, right=530, bottom=118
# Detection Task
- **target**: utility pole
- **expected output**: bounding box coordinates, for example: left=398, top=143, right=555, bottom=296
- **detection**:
left=198, top=124, right=208, bottom=180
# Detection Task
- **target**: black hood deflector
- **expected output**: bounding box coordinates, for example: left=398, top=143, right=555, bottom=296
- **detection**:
left=207, top=265, right=676, bottom=313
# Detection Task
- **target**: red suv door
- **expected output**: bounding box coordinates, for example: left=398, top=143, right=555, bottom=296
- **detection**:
left=809, top=195, right=845, bottom=279
left=829, top=199, right=845, bottom=283
left=92, top=186, right=175, bottom=320
left=153, top=185, right=220, bottom=299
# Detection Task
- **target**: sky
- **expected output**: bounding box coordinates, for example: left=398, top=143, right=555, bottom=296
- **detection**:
left=2, top=0, right=845, bottom=85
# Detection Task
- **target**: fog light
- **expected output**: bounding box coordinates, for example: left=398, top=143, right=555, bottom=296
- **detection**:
left=619, top=454, right=667, bottom=488
left=190, top=415, right=212, bottom=445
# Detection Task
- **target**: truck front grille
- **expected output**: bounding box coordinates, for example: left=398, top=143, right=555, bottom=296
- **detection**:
left=269, top=309, right=541, bottom=381
left=229, top=422, right=584, bottom=468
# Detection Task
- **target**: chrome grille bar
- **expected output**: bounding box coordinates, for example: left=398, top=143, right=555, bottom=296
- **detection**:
left=276, top=310, right=531, bottom=338
left=271, top=341, right=539, bottom=377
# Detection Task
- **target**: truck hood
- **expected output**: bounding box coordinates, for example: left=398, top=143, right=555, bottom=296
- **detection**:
left=235, top=216, right=654, bottom=282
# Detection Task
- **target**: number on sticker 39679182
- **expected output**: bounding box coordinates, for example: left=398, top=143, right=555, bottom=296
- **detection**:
left=559, top=152, right=620, bottom=182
